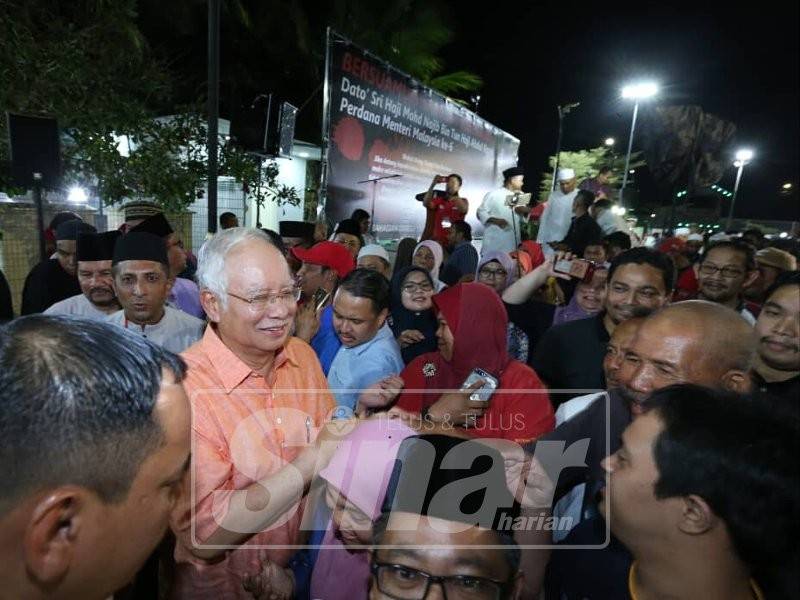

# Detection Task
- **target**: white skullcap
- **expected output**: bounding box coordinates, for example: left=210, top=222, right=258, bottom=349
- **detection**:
left=687, top=233, right=704, bottom=242
left=357, top=243, right=390, bottom=263
left=557, top=168, right=576, bottom=181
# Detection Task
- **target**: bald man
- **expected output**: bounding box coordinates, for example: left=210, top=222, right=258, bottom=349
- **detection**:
left=618, top=300, right=754, bottom=413
left=537, top=301, right=756, bottom=598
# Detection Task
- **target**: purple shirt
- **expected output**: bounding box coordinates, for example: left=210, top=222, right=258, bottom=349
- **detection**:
left=579, top=177, right=614, bottom=200
left=169, top=277, right=205, bottom=320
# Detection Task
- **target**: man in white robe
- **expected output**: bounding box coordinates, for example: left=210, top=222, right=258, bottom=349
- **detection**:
left=476, top=166, right=526, bottom=255
left=537, top=168, right=579, bottom=254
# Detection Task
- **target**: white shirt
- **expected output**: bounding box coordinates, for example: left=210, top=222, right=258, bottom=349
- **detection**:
left=595, top=209, right=629, bottom=235
left=536, top=188, right=577, bottom=252
left=44, top=293, right=113, bottom=321
left=105, top=305, right=205, bottom=353
left=476, top=187, right=523, bottom=255
left=551, top=391, right=605, bottom=542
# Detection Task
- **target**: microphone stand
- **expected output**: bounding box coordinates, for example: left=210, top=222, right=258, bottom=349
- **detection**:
left=356, top=173, right=402, bottom=237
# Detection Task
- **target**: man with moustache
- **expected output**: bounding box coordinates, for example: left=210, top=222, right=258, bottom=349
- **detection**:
left=696, top=240, right=759, bottom=323
left=106, top=232, right=204, bottom=353
left=533, top=302, right=756, bottom=598
left=531, top=247, right=674, bottom=405
left=549, top=316, right=645, bottom=543
left=45, top=231, right=121, bottom=319
left=751, top=271, right=800, bottom=405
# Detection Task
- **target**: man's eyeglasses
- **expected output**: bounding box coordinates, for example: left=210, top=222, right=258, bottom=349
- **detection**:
left=227, top=286, right=301, bottom=311
left=699, top=263, right=745, bottom=279
left=402, top=282, right=434, bottom=294
left=371, top=562, right=512, bottom=600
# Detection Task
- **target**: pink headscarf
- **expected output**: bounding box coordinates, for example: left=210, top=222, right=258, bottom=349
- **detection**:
left=310, top=417, right=417, bottom=600
left=413, top=239, right=444, bottom=282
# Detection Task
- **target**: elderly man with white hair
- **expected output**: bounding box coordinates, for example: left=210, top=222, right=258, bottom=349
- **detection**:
left=537, top=168, right=580, bottom=255
left=170, top=227, right=337, bottom=599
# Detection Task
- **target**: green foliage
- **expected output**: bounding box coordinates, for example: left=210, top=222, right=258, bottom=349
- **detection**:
left=538, top=147, right=646, bottom=201
left=327, top=1, right=483, bottom=97
left=0, top=1, right=298, bottom=211
left=0, top=0, right=170, bottom=186
left=67, top=112, right=299, bottom=212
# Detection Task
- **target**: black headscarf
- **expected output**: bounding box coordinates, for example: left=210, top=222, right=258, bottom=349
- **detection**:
left=390, top=266, right=438, bottom=364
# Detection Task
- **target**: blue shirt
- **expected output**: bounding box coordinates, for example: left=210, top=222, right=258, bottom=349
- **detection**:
left=310, top=305, right=341, bottom=376
left=440, top=240, right=479, bottom=285
left=327, top=324, right=404, bottom=413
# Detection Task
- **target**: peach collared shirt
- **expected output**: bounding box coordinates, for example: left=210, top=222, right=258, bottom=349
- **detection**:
left=171, top=326, right=335, bottom=599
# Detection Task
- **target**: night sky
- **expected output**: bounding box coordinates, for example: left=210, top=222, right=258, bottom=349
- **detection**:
left=443, top=1, right=799, bottom=221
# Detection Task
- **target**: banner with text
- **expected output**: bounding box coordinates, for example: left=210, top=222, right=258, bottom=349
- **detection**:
left=322, top=31, right=520, bottom=240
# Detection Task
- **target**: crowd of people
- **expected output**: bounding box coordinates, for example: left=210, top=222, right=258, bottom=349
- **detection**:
left=1, top=170, right=798, bottom=600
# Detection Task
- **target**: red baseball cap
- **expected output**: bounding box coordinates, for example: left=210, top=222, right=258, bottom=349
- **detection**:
left=291, top=241, right=355, bottom=278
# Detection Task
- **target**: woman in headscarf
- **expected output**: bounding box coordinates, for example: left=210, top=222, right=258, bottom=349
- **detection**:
left=243, top=417, right=469, bottom=600
left=389, top=266, right=438, bottom=364
left=475, top=251, right=530, bottom=362
left=551, top=266, right=608, bottom=326
left=411, top=240, right=446, bottom=291
left=394, top=283, right=554, bottom=444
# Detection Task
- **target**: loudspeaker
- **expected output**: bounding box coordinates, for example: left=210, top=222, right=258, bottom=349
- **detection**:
left=6, top=113, right=62, bottom=188
left=230, top=95, right=297, bottom=158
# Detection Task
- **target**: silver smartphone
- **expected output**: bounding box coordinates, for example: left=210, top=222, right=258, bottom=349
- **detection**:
left=461, top=367, right=499, bottom=403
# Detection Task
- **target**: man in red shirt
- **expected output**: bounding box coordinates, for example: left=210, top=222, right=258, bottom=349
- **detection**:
left=416, top=173, right=468, bottom=246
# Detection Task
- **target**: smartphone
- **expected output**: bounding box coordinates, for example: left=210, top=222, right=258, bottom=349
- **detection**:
left=436, top=175, right=448, bottom=184
left=312, top=287, right=331, bottom=312
left=554, top=257, right=596, bottom=282
left=461, top=368, right=499, bottom=403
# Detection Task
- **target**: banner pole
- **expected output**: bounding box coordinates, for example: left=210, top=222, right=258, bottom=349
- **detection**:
left=319, top=27, right=333, bottom=222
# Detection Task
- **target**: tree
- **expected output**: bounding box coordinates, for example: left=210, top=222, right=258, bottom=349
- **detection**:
left=0, top=1, right=298, bottom=211
left=68, top=111, right=299, bottom=212
left=135, top=0, right=483, bottom=142
left=0, top=0, right=170, bottom=191
left=537, top=147, right=646, bottom=201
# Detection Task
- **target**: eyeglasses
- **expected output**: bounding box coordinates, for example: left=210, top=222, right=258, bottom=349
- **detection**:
left=402, top=282, right=434, bottom=294
left=699, top=263, right=745, bottom=278
left=478, top=268, right=507, bottom=279
left=371, top=562, right=511, bottom=600
left=226, top=286, right=301, bottom=311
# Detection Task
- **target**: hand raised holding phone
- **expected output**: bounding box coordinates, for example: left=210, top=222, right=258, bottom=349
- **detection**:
left=426, top=378, right=488, bottom=427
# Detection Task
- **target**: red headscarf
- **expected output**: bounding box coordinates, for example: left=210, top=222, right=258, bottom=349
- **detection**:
left=516, top=241, right=545, bottom=274
left=428, top=283, right=511, bottom=388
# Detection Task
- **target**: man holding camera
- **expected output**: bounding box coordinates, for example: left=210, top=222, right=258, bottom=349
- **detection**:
left=416, top=173, right=468, bottom=247
left=477, top=166, right=527, bottom=256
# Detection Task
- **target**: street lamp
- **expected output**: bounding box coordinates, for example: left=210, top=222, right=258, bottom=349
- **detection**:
left=551, top=102, right=580, bottom=191
left=619, top=81, right=659, bottom=208
left=726, top=148, right=753, bottom=229
left=67, top=186, right=88, bottom=204
left=783, top=182, right=793, bottom=190
left=604, top=137, right=615, bottom=147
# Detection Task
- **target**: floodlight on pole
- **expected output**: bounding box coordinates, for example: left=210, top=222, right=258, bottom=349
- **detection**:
left=604, top=137, right=615, bottom=146
left=68, top=186, right=88, bottom=204
left=726, top=148, right=754, bottom=229
left=782, top=183, right=792, bottom=190
left=619, top=81, right=659, bottom=208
